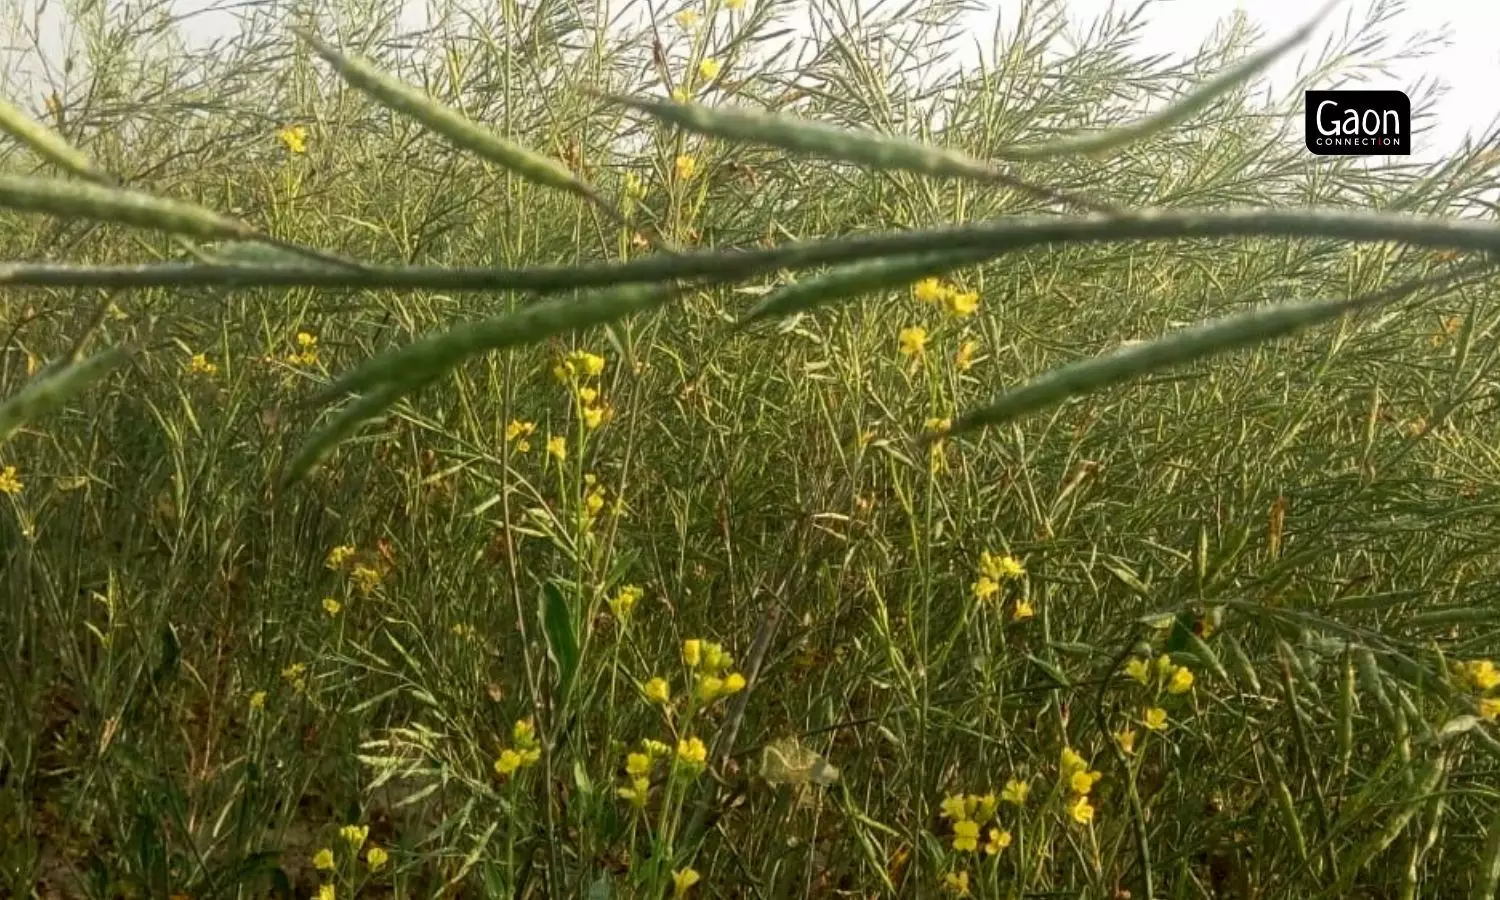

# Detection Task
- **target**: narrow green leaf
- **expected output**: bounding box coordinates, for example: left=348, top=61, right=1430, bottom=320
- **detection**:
left=1474, top=800, right=1500, bottom=900
left=0, top=346, right=130, bottom=446
left=998, top=0, right=1337, bottom=161
left=295, top=28, right=591, bottom=200
left=540, top=580, right=580, bottom=702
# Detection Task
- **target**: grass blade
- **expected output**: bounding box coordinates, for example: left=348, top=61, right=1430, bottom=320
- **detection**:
left=294, top=27, right=592, bottom=201
left=931, top=266, right=1476, bottom=444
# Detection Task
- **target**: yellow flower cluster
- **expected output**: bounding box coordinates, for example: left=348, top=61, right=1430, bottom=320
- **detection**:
left=1059, top=747, right=1101, bottom=824
left=553, top=349, right=612, bottom=430
left=683, top=638, right=747, bottom=703
left=898, top=326, right=926, bottom=358
left=278, top=124, right=308, bottom=154
left=938, top=790, right=1013, bottom=855
left=186, top=352, right=218, bottom=377
left=578, top=473, right=610, bottom=531
left=326, top=543, right=389, bottom=596
left=0, top=465, right=22, bottom=495
left=1453, top=659, right=1500, bottom=720
left=1124, top=653, right=1196, bottom=693
left=494, top=718, right=542, bottom=777
left=609, top=584, right=644, bottom=620
left=287, top=331, right=319, bottom=367
left=970, top=551, right=1029, bottom=619
left=616, top=737, right=675, bottom=807
left=913, top=277, right=980, bottom=318
left=310, top=824, right=386, bottom=887
left=505, top=419, right=536, bottom=452
left=673, top=867, right=701, bottom=897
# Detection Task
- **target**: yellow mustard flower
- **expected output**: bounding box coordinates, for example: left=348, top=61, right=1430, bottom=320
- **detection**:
left=675, top=154, right=698, bottom=181
left=1060, top=747, right=1087, bottom=778
left=505, top=420, right=536, bottom=452
left=683, top=639, right=702, bottom=669
left=547, top=435, right=567, bottom=461
left=984, top=827, right=1012, bottom=855
left=1001, top=778, right=1030, bottom=806
left=248, top=690, right=266, bottom=711
left=1069, top=769, right=1102, bottom=796
left=672, top=87, right=690, bottom=103
left=951, top=819, right=979, bottom=852
left=1167, top=666, right=1195, bottom=694
left=1115, top=727, right=1137, bottom=755
left=1124, top=657, right=1150, bottom=684
left=979, top=551, right=1025, bottom=581
left=898, top=326, right=927, bottom=358
left=1011, top=599, right=1035, bottom=622
left=672, top=868, right=700, bottom=897
left=495, top=749, right=525, bottom=776
left=325, top=544, right=356, bottom=570
left=313, top=847, right=335, bottom=870
left=944, top=290, right=979, bottom=318
left=287, top=331, right=319, bottom=366
left=0, top=465, right=22, bottom=495
left=677, top=736, right=708, bottom=768
left=618, top=775, right=651, bottom=806
left=513, top=718, right=537, bottom=749
left=350, top=564, right=383, bottom=596
left=187, top=352, right=218, bottom=376
left=282, top=663, right=307, bottom=692
left=913, top=277, right=946, bottom=304
left=673, top=9, right=699, bottom=28
left=723, top=672, right=747, bottom=694
left=583, top=404, right=609, bottom=429
left=1143, top=707, right=1169, bottom=731
left=698, top=58, right=721, bottom=80
left=939, top=793, right=969, bottom=821
left=322, top=597, right=341, bottom=617
left=725, top=0, right=744, bottom=9
left=1068, top=794, right=1095, bottom=825
left=1456, top=660, right=1499, bottom=692
left=610, top=585, right=643, bottom=619
left=366, top=846, right=388, bottom=871
left=626, top=752, right=652, bottom=778
left=1481, top=697, right=1500, bottom=721
left=644, top=677, right=671, bottom=704
left=643, top=738, right=672, bottom=757
left=955, top=340, right=978, bottom=372
left=942, top=870, right=970, bottom=895
left=696, top=675, right=725, bottom=702
left=971, top=576, right=999, bottom=603
left=624, top=172, right=647, bottom=199
left=340, top=825, right=368, bottom=848
left=317, top=884, right=335, bottom=900
left=278, top=124, right=308, bottom=154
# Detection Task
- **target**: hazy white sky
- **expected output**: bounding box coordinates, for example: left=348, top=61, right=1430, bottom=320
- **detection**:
left=1049, top=0, right=1500, bottom=160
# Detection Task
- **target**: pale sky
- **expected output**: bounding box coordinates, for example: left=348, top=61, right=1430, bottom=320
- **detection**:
left=1045, top=0, right=1500, bottom=161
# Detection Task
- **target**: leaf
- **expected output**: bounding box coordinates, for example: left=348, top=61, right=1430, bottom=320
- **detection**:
left=540, top=580, right=580, bottom=703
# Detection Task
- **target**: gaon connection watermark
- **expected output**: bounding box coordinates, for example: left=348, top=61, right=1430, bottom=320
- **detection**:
left=1304, top=90, right=1412, bottom=156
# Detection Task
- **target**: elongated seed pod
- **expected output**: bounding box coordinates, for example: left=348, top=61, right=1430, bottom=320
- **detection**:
left=0, top=347, right=130, bottom=446
left=0, top=95, right=108, bottom=181
left=739, top=249, right=995, bottom=326
left=311, top=283, right=677, bottom=406
left=0, top=174, right=255, bottom=240
left=295, top=28, right=591, bottom=201
left=281, top=377, right=430, bottom=489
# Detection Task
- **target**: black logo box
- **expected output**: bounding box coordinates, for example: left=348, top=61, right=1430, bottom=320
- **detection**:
left=1305, top=90, right=1411, bottom=156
